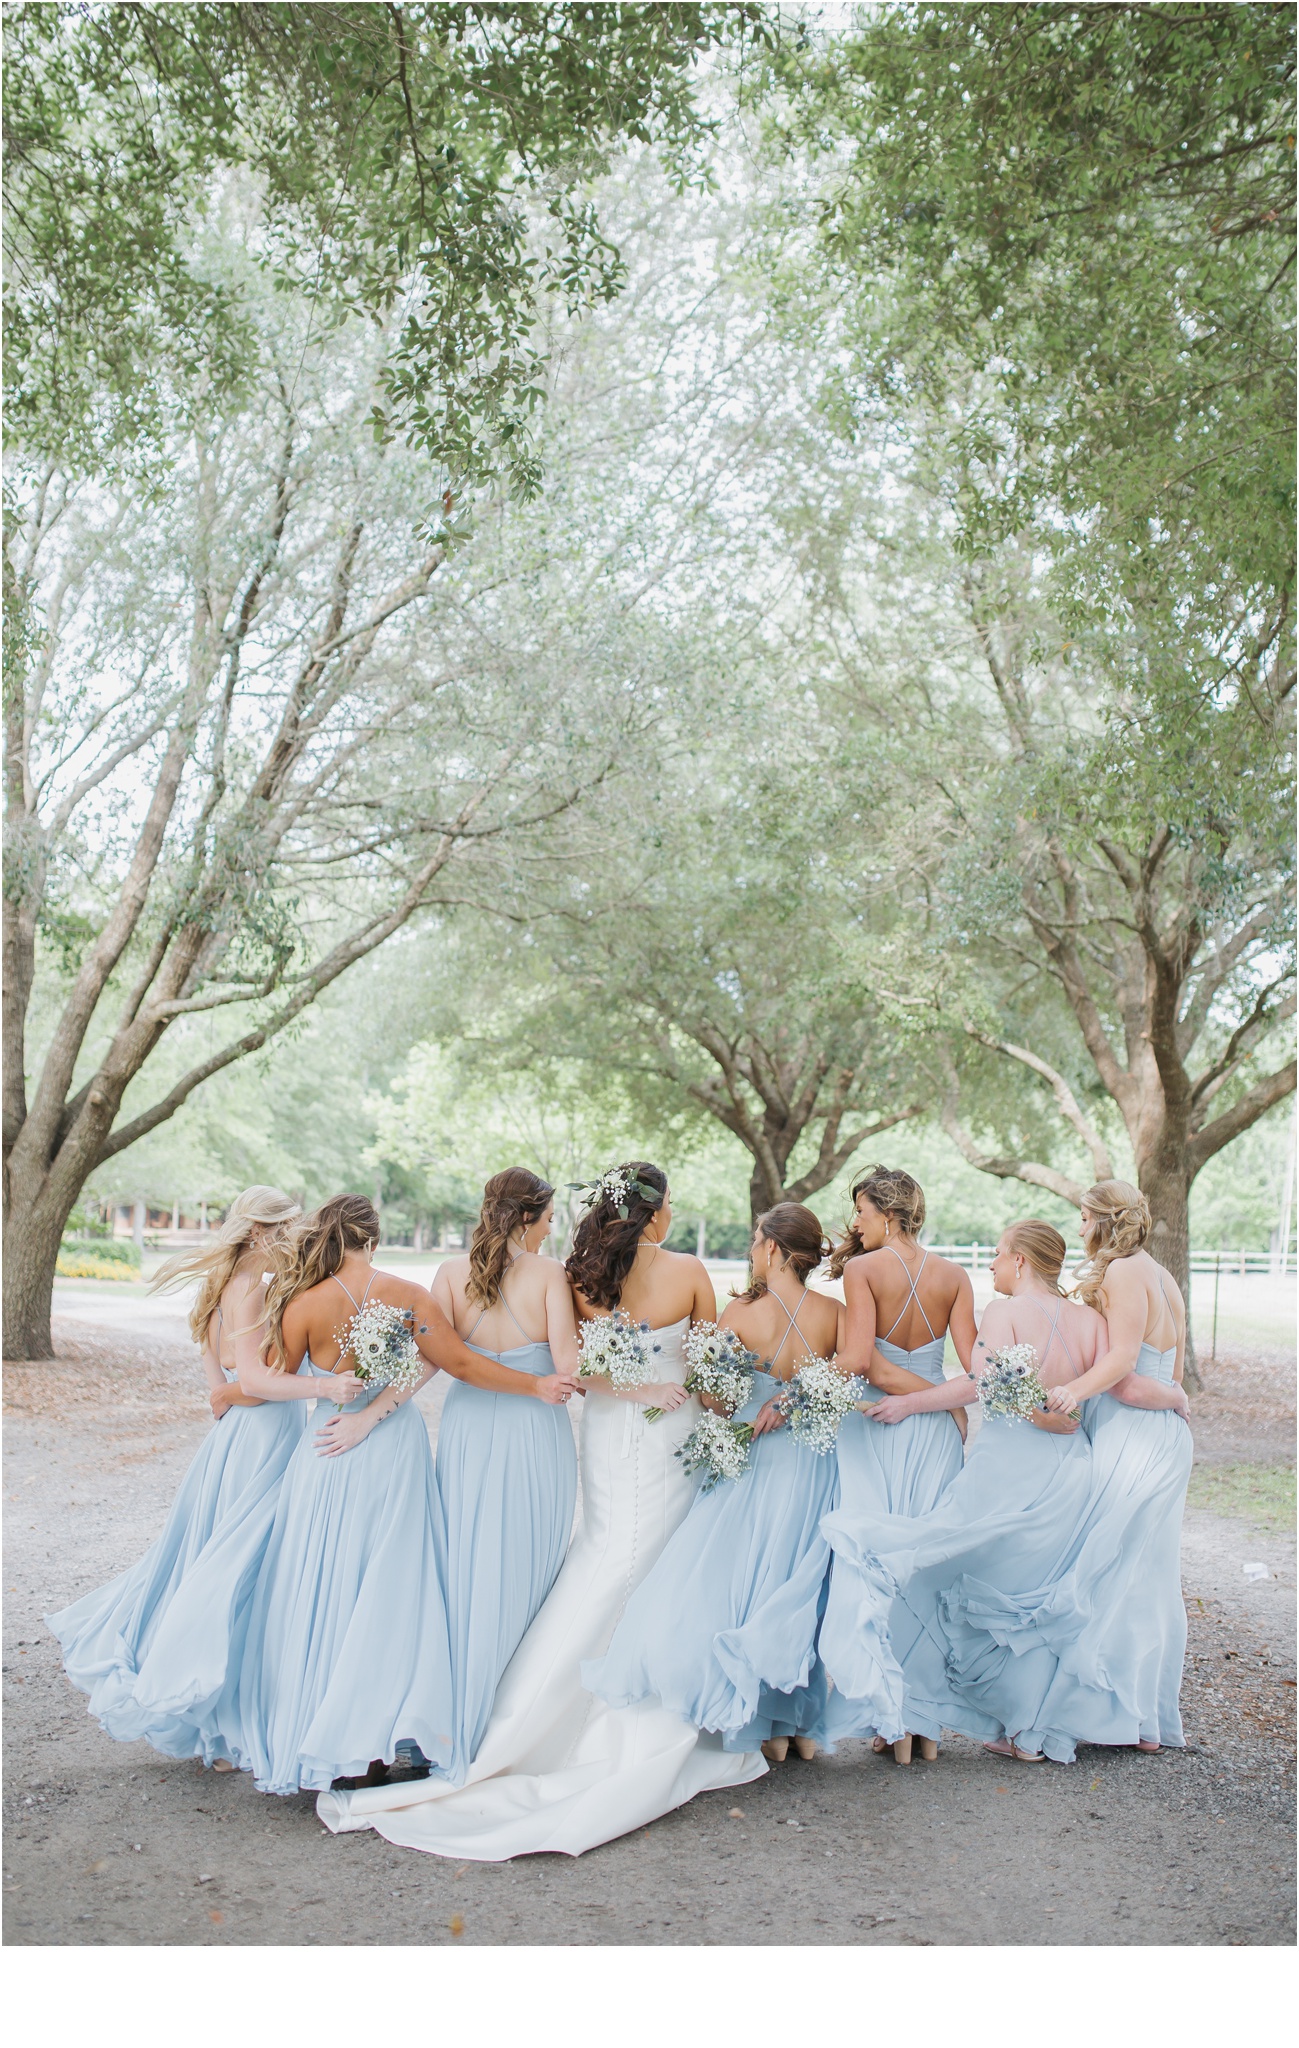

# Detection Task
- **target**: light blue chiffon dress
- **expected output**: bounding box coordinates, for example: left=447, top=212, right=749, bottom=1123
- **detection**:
left=819, top=1250, right=965, bottom=1727
left=437, top=1289, right=577, bottom=1778
left=46, top=1313, right=306, bottom=1764
left=232, top=1277, right=455, bottom=1796
left=586, top=1296, right=837, bottom=1751
left=988, top=1315, right=1192, bottom=1754
left=820, top=1297, right=1095, bottom=1756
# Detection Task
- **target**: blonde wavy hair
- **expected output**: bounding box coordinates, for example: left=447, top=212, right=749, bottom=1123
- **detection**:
left=1074, top=1179, right=1151, bottom=1308
left=151, top=1187, right=302, bottom=1345
left=263, top=1194, right=379, bottom=1368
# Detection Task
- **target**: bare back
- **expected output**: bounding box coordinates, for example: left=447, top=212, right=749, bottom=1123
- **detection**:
left=977, top=1292, right=1106, bottom=1390
left=573, top=1245, right=714, bottom=1331
left=434, top=1249, right=578, bottom=1370
left=858, top=1243, right=974, bottom=1355
left=280, top=1261, right=437, bottom=1373
left=721, top=1285, right=841, bottom=1382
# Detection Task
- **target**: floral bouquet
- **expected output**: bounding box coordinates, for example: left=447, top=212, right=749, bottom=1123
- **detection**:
left=777, top=1356, right=866, bottom=1455
left=682, top=1321, right=758, bottom=1416
left=577, top=1311, right=663, bottom=1410
left=977, top=1342, right=1048, bottom=1422
left=334, top=1301, right=424, bottom=1400
left=675, top=1410, right=755, bottom=1493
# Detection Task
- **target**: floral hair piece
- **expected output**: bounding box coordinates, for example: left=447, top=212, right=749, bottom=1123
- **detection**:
left=568, top=1166, right=663, bottom=1220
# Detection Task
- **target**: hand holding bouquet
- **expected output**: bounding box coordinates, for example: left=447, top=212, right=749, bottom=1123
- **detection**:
left=675, top=1410, right=755, bottom=1492
left=977, top=1342, right=1048, bottom=1423
left=682, top=1321, right=758, bottom=1416
left=334, top=1301, right=424, bottom=1400
left=778, top=1356, right=866, bottom=1455
left=577, top=1311, right=665, bottom=1413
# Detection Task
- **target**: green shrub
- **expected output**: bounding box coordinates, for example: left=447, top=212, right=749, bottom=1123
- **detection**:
left=59, top=1237, right=142, bottom=1268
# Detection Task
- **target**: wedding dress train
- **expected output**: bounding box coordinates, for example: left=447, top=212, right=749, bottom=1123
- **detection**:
left=316, top=1317, right=765, bottom=1857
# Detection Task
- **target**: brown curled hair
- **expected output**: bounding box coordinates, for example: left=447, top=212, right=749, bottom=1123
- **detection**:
left=565, top=1161, right=666, bottom=1310
left=1074, top=1179, right=1151, bottom=1309
left=1002, top=1220, right=1067, bottom=1295
left=736, top=1203, right=830, bottom=1301
left=827, top=1164, right=926, bottom=1278
left=467, top=1168, right=555, bottom=1307
left=263, top=1193, right=380, bottom=1367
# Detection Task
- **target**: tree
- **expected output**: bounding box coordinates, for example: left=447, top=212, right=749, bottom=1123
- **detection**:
left=763, top=1, right=1296, bottom=1333
left=2, top=261, right=662, bottom=1356
left=5, top=1, right=757, bottom=481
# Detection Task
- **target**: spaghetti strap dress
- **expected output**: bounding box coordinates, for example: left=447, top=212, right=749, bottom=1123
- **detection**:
left=46, top=1306, right=307, bottom=1765
left=818, top=1249, right=964, bottom=1723
left=974, top=1279, right=1192, bottom=1754
left=436, top=1281, right=577, bottom=1778
left=818, top=1297, right=1096, bottom=1755
left=230, top=1275, right=456, bottom=1795
left=586, top=1293, right=837, bottom=1750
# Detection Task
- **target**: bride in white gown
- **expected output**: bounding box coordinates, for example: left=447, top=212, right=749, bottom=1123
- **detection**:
left=317, top=1162, right=765, bottom=1857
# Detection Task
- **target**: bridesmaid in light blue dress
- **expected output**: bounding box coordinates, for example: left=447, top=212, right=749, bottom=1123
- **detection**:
left=45, top=1188, right=358, bottom=1766
left=587, top=1203, right=843, bottom=1764
left=818, top=1165, right=976, bottom=1761
left=1026, top=1180, right=1193, bottom=1755
left=233, top=1193, right=571, bottom=1797
left=431, top=1169, right=579, bottom=1777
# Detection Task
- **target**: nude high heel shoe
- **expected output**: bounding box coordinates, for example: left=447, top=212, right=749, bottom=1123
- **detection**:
left=792, top=1736, right=818, bottom=1761
left=916, top=1738, right=939, bottom=1761
left=762, top=1737, right=789, bottom=1763
left=891, top=1735, right=913, bottom=1765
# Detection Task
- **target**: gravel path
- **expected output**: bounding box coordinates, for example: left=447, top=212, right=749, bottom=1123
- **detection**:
left=4, top=1321, right=1294, bottom=1947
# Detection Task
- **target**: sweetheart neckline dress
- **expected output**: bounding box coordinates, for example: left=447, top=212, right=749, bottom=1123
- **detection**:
left=316, top=1315, right=765, bottom=1857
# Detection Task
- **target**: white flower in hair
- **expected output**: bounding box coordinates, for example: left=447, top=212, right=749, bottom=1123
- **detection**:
left=568, top=1165, right=661, bottom=1220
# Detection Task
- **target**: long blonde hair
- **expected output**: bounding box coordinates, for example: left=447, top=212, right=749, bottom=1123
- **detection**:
left=263, top=1193, right=380, bottom=1368
left=1074, top=1179, right=1151, bottom=1308
left=151, top=1186, right=302, bottom=1345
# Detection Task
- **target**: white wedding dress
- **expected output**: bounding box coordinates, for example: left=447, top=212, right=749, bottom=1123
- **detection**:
left=316, top=1318, right=766, bottom=1858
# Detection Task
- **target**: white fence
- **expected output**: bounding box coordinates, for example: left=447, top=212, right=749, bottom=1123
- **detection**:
left=924, top=1243, right=1293, bottom=1278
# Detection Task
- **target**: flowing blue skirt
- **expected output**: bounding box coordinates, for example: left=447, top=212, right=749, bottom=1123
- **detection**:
left=821, top=1417, right=1095, bottom=1755
left=232, top=1390, right=455, bottom=1795
left=985, top=1394, right=1192, bottom=1751
left=437, top=1341, right=577, bottom=1777
left=819, top=1398, right=964, bottom=1731
left=46, top=1398, right=306, bottom=1763
left=585, top=1374, right=838, bottom=1750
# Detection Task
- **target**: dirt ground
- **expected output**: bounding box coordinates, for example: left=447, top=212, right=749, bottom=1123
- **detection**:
left=4, top=1321, right=1294, bottom=1948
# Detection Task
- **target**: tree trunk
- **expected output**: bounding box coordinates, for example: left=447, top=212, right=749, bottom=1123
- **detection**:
left=2, top=1185, right=68, bottom=1359
left=1136, top=1147, right=1200, bottom=1391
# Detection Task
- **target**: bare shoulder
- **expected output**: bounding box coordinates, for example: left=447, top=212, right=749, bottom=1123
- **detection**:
left=663, top=1248, right=709, bottom=1280
left=930, top=1252, right=970, bottom=1290
left=976, top=1295, right=1015, bottom=1340
left=841, top=1251, right=874, bottom=1289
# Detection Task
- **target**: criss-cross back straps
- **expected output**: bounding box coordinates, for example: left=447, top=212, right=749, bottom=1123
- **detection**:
left=334, top=1268, right=378, bottom=1315
left=880, top=1245, right=938, bottom=1344
left=1026, top=1294, right=1069, bottom=1377
left=765, top=1288, right=811, bottom=1372
left=468, top=1288, right=534, bottom=1346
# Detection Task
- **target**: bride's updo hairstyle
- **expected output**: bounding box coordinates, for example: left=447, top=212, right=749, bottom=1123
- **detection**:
left=468, top=1168, right=555, bottom=1307
left=264, top=1193, right=380, bottom=1367
left=1003, top=1220, right=1067, bottom=1295
left=565, top=1161, right=668, bottom=1311
left=737, top=1203, right=830, bottom=1302
left=827, top=1164, right=926, bottom=1278
left=1074, top=1179, right=1151, bottom=1308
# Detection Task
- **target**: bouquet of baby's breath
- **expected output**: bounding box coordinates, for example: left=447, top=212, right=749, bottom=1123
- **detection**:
left=977, top=1342, right=1047, bottom=1422
left=777, top=1356, right=866, bottom=1455
left=577, top=1312, right=663, bottom=1410
left=335, top=1301, right=424, bottom=1397
left=675, top=1410, right=755, bottom=1492
left=682, top=1322, right=758, bottom=1416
